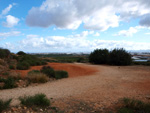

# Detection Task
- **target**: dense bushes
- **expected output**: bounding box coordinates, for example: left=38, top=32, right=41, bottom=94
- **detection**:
left=40, top=66, right=55, bottom=78
left=55, top=70, right=68, bottom=79
left=19, top=93, right=50, bottom=107
left=17, top=61, right=30, bottom=70
left=109, top=48, right=132, bottom=65
left=89, top=48, right=132, bottom=66
left=40, top=66, right=69, bottom=79
left=16, top=53, right=47, bottom=70
left=0, top=48, right=11, bottom=59
left=89, top=49, right=109, bottom=64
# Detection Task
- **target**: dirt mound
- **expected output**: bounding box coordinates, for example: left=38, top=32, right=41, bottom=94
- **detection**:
left=13, top=63, right=98, bottom=77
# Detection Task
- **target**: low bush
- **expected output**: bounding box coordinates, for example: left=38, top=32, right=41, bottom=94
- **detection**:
left=118, top=98, right=150, bottom=113
left=8, top=72, right=21, bottom=80
left=9, top=65, right=15, bottom=69
left=27, top=71, right=49, bottom=83
left=0, top=99, right=12, bottom=112
left=41, top=66, right=55, bottom=78
left=55, top=70, right=68, bottom=79
left=17, top=61, right=30, bottom=70
left=19, top=93, right=50, bottom=107
left=28, top=70, right=40, bottom=74
left=0, top=77, right=17, bottom=89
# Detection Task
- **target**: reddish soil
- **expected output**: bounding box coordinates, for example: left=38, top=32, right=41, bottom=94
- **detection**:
left=13, top=63, right=98, bottom=77
left=1, top=64, right=150, bottom=112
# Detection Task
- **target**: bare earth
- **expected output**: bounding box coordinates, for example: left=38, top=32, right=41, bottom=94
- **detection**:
left=1, top=63, right=150, bottom=112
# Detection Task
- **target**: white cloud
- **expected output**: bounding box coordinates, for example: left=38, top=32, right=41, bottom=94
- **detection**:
left=114, top=26, right=142, bottom=37
left=3, top=15, right=20, bottom=27
left=3, top=33, right=150, bottom=52
left=26, top=0, right=150, bottom=30
left=0, top=31, right=21, bottom=37
left=94, top=32, right=100, bottom=37
left=145, top=33, right=150, bottom=35
left=0, top=3, right=16, bottom=18
left=1, top=4, right=12, bottom=16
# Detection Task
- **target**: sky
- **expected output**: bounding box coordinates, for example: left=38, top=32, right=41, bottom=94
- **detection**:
left=0, top=0, right=150, bottom=53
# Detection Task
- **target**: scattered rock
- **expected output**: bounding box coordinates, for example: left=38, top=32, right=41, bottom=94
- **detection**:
left=40, top=109, right=43, bottom=112
left=146, top=95, right=150, bottom=99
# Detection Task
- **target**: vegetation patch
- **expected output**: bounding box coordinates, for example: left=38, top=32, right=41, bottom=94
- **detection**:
left=27, top=71, right=49, bottom=83
left=55, top=70, right=68, bottom=79
left=40, top=66, right=55, bottom=78
left=0, top=77, right=17, bottom=89
left=0, top=99, right=12, bottom=113
left=17, top=61, right=30, bottom=70
left=117, top=98, right=150, bottom=113
left=89, top=48, right=132, bottom=66
left=19, top=94, right=50, bottom=107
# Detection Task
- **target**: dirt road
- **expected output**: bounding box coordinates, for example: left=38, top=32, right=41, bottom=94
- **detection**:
left=0, top=63, right=150, bottom=112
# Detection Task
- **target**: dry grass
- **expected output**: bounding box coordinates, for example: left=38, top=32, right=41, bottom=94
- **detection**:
left=27, top=72, right=49, bottom=83
left=8, top=72, right=21, bottom=79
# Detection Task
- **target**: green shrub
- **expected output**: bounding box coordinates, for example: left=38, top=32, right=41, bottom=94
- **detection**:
left=19, top=93, right=50, bottom=107
left=27, top=71, right=49, bottom=83
left=41, top=66, right=55, bottom=78
left=0, top=99, right=12, bottom=112
left=109, top=48, right=132, bottom=66
left=17, top=61, right=30, bottom=70
left=9, top=65, right=15, bottom=69
left=55, top=70, right=68, bottom=79
left=117, top=98, right=150, bottom=113
left=89, top=49, right=109, bottom=64
left=28, top=70, right=40, bottom=74
left=17, top=51, right=26, bottom=55
left=0, top=48, right=11, bottom=59
left=0, top=77, right=17, bottom=89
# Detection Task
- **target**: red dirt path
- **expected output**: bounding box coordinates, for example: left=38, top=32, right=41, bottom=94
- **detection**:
left=13, top=63, right=98, bottom=77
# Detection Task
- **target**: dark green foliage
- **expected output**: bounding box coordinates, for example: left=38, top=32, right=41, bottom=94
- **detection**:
left=0, top=99, right=12, bottom=112
left=19, top=94, right=50, bottom=107
left=17, top=61, right=30, bottom=70
left=9, top=65, right=15, bottom=69
left=0, top=77, right=16, bottom=89
left=17, top=51, right=26, bottom=55
left=89, top=49, right=109, bottom=64
left=41, top=66, right=55, bottom=78
left=118, top=98, right=150, bottom=113
left=77, top=57, right=85, bottom=63
left=89, top=48, right=132, bottom=66
left=109, top=48, right=132, bottom=66
left=16, top=53, right=48, bottom=70
left=55, top=70, right=68, bottom=79
left=0, top=48, right=11, bottom=59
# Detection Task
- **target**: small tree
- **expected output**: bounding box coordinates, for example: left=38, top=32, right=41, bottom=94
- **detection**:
left=109, top=48, right=132, bottom=66
left=89, top=49, right=109, bottom=64
left=17, top=51, right=26, bottom=55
